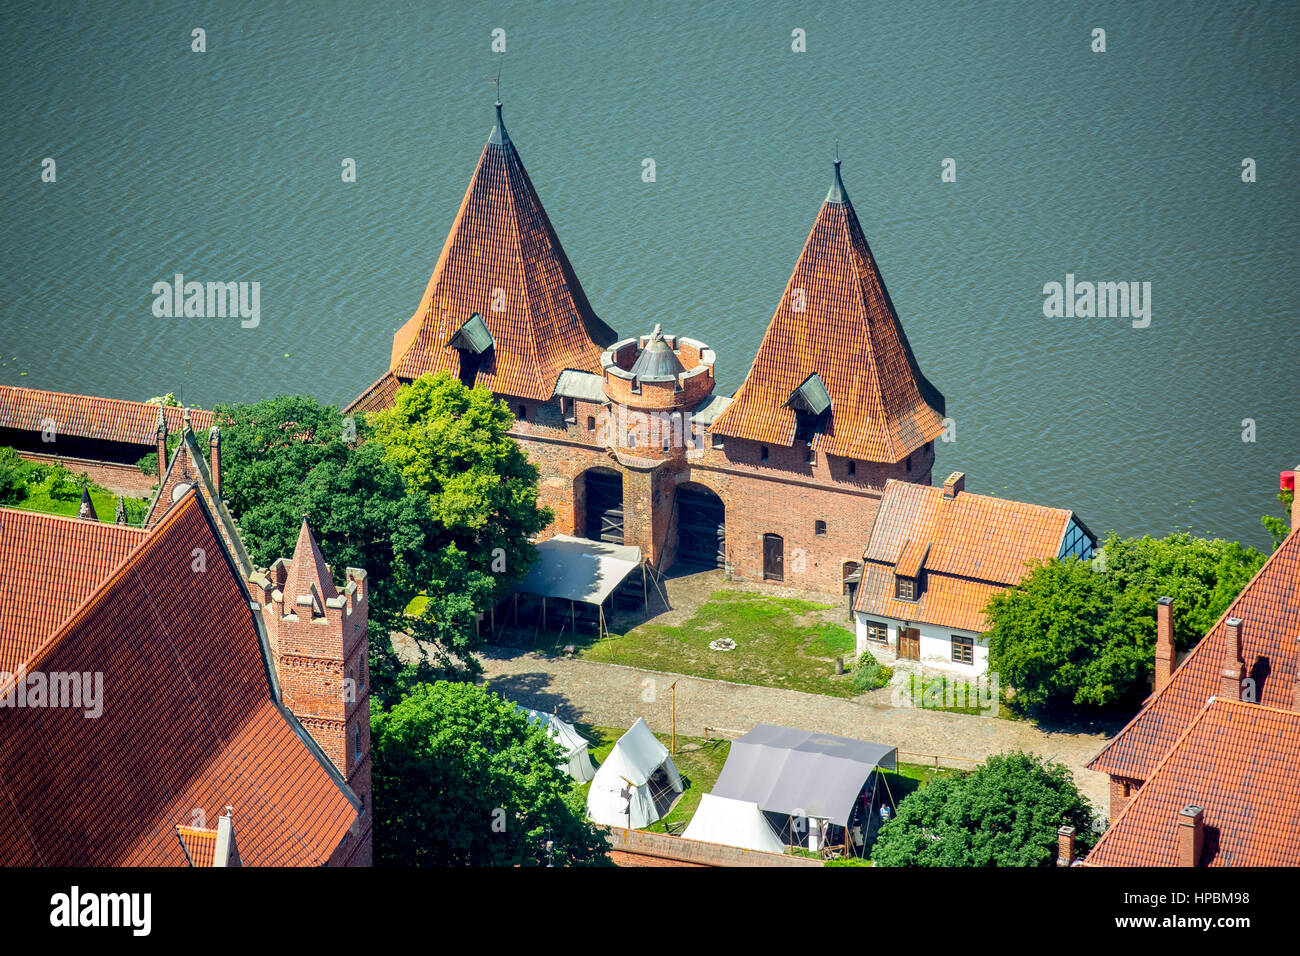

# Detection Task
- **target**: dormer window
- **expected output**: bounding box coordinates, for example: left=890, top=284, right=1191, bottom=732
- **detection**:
left=787, top=373, right=831, bottom=444
left=447, top=312, right=494, bottom=388
left=895, top=575, right=917, bottom=601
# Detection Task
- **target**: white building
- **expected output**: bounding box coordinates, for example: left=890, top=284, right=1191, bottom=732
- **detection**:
left=851, top=472, right=1095, bottom=676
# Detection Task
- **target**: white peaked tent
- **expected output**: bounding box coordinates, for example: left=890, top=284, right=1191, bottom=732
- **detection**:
left=681, top=793, right=786, bottom=854
left=519, top=706, right=596, bottom=782
left=587, top=718, right=684, bottom=829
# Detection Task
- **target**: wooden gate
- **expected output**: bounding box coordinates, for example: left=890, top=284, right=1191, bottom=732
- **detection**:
left=583, top=470, right=624, bottom=544
left=676, top=485, right=725, bottom=569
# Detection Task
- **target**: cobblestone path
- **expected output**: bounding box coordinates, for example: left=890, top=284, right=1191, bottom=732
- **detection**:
left=479, top=646, right=1114, bottom=815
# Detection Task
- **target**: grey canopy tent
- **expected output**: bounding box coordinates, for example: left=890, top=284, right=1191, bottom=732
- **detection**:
left=711, top=723, right=897, bottom=828
left=504, top=534, right=646, bottom=639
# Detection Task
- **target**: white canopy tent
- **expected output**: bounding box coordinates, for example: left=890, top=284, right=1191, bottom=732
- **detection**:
left=517, top=706, right=596, bottom=782
left=681, top=793, right=786, bottom=854
left=586, top=718, right=683, bottom=829
left=504, top=535, right=647, bottom=639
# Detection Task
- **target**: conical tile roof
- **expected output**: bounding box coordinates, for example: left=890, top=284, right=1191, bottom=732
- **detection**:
left=711, top=159, right=946, bottom=463
left=389, top=101, right=616, bottom=400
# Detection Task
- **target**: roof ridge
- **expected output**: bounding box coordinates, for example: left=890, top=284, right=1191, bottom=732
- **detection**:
left=1088, top=696, right=1221, bottom=859
left=0, top=504, right=148, bottom=534
left=499, top=144, right=549, bottom=399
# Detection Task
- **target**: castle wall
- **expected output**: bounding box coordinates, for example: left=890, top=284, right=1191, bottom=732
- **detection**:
left=509, top=400, right=937, bottom=595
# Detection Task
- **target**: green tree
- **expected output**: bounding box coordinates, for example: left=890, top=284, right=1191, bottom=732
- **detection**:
left=371, top=681, right=609, bottom=867
left=214, top=396, right=423, bottom=627
left=369, top=371, right=551, bottom=601
left=214, top=388, right=549, bottom=703
left=1262, top=486, right=1294, bottom=551
left=986, top=533, right=1264, bottom=713
left=872, top=752, right=1095, bottom=867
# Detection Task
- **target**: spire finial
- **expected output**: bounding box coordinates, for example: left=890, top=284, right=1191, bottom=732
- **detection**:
left=488, top=57, right=510, bottom=146
left=826, top=139, right=848, bottom=205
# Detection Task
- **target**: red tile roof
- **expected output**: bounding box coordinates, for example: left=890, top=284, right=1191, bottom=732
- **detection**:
left=0, top=492, right=358, bottom=866
left=0, top=386, right=212, bottom=447
left=1087, top=700, right=1300, bottom=867
left=0, top=507, right=145, bottom=674
left=387, top=104, right=616, bottom=402
left=175, top=825, right=219, bottom=867
left=344, top=371, right=402, bottom=416
left=852, top=480, right=1079, bottom=632
left=1088, top=526, right=1300, bottom=783
left=710, top=163, right=946, bottom=462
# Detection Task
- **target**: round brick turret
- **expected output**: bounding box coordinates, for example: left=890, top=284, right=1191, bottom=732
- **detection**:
left=601, top=325, right=715, bottom=461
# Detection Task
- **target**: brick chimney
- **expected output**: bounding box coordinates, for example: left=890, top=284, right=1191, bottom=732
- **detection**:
left=208, top=425, right=221, bottom=499
left=1177, top=805, right=1204, bottom=867
left=1154, top=596, right=1175, bottom=693
left=1056, top=825, right=1076, bottom=866
left=155, top=407, right=168, bottom=486
left=1286, top=469, right=1300, bottom=532
left=943, top=472, right=965, bottom=499
left=1220, top=617, right=1244, bottom=701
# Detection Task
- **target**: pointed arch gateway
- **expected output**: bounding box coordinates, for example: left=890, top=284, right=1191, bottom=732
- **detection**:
left=674, top=482, right=725, bottom=570
left=577, top=467, right=624, bottom=544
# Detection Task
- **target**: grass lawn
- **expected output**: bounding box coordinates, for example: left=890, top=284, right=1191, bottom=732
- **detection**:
left=574, top=591, right=860, bottom=697
left=13, top=485, right=148, bottom=524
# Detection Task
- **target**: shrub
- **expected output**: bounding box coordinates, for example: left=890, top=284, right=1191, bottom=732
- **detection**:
left=0, top=447, right=36, bottom=504
left=851, top=649, right=892, bottom=692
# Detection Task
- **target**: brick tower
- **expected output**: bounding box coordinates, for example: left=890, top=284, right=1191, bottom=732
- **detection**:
left=248, top=519, right=372, bottom=866
left=597, top=326, right=717, bottom=565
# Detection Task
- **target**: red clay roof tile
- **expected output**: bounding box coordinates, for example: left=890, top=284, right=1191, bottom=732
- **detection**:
left=0, top=507, right=145, bottom=673
left=1087, top=700, right=1300, bottom=867
left=1089, top=527, right=1300, bottom=783
left=388, top=106, right=616, bottom=401
left=852, top=480, right=1078, bottom=632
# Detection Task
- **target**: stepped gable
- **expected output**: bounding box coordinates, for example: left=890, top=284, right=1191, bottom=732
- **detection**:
left=711, top=157, right=945, bottom=462
left=388, top=99, right=616, bottom=401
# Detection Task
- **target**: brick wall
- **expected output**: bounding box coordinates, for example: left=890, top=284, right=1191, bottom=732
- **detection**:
left=17, top=451, right=157, bottom=498
left=509, top=396, right=936, bottom=594
left=601, top=826, right=822, bottom=867
left=1108, top=775, right=1142, bottom=820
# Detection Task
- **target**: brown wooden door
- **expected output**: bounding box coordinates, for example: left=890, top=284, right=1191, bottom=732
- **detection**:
left=763, top=533, right=784, bottom=582
left=898, top=627, right=920, bottom=661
